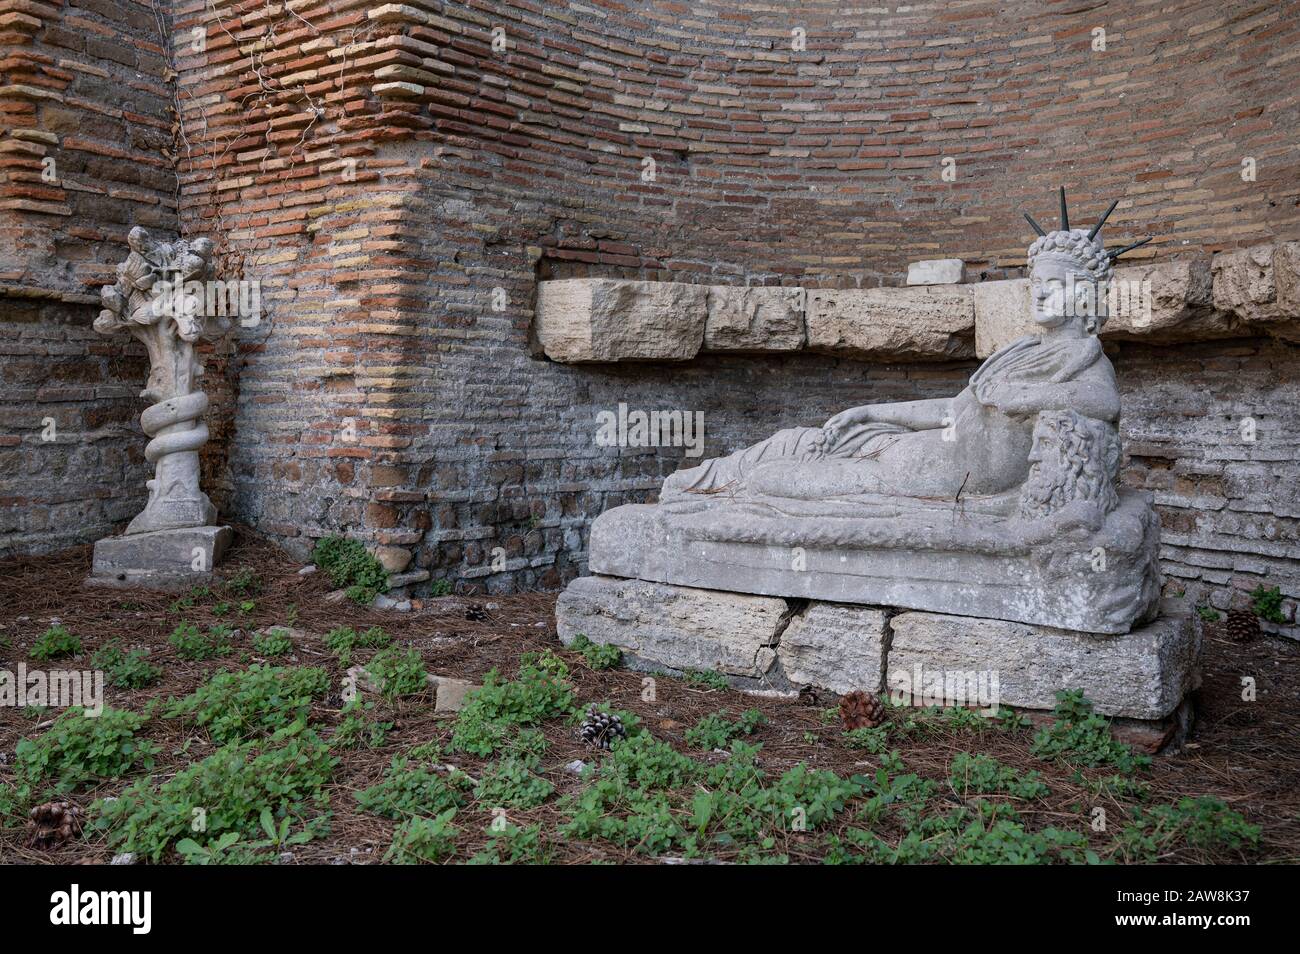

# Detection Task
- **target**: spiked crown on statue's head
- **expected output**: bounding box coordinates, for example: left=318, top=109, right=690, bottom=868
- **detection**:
left=1022, top=188, right=1153, bottom=286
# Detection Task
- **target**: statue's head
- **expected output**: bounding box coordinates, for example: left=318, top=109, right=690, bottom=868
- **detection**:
left=1023, top=190, right=1151, bottom=335
left=1028, top=229, right=1112, bottom=333
left=1019, top=409, right=1120, bottom=520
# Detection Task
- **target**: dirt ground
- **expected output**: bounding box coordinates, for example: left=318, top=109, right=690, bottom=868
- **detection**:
left=1, top=528, right=1297, bottom=864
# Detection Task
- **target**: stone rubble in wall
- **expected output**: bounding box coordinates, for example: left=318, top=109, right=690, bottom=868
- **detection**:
left=906, top=258, right=965, bottom=285
left=534, top=242, right=1300, bottom=363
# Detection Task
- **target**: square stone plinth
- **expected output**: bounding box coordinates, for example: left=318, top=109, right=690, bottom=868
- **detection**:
left=88, top=525, right=233, bottom=590
left=887, top=607, right=1201, bottom=720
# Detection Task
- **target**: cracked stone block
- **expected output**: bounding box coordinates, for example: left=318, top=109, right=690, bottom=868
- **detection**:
left=1213, top=244, right=1277, bottom=318
left=1212, top=242, right=1300, bottom=338
left=977, top=261, right=1226, bottom=355
left=704, top=286, right=805, bottom=351
left=886, top=606, right=1200, bottom=720
left=555, top=574, right=785, bottom=678
left=906, top=259, right=964, bottom=285
left=806, top=285, right=975, bottom=359
left=535, top=278, right=707, bottom=362
left=776, top=602, right=888, bottom=694
left=1105, top=260, right=1215, bottom=341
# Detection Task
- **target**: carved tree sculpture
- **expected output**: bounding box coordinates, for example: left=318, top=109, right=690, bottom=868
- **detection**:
left=95, top=226, right=228, bottom=535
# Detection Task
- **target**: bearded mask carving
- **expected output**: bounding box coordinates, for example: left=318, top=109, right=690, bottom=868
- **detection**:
left=1019, top=410, right=1121, bottom=521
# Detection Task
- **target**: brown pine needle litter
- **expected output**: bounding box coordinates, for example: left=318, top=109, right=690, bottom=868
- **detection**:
left=1, top=527, right=1297, bottom=864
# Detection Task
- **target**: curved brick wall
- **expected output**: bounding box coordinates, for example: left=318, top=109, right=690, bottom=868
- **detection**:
left=4, top=1, right=1296, bottom=623
left=0, top=0, right=182, bottom=556
left=162, top=0, right=1299, bottom=616
left=503, top=0, right=1300, bottom=284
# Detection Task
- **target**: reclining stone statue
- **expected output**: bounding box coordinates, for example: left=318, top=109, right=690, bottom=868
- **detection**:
left=585, top=193, right=1163, bottom=633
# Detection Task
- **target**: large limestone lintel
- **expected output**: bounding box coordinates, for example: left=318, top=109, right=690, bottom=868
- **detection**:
left=534, top=278, right=977, bottom=362
left=536, top=243, right=1300, bottom=365
left=975, top=243, right=1300, bottom=356
left=705, top=285, right=806, bottom=352
left=974, top=263, right=1216, bottom=357
left=1105, top=259, right=1214, bottom=340
left=887, top=607, right=1201, bottom=720
left=1212, top=242, right=1300, bottom=332
left=535, top=278, right=708, bottom=362
left=805, top=285, right=975, bottom=360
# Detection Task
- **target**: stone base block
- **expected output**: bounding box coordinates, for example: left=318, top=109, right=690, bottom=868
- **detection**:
left=887, top=605, right=1200, bottom=720
left=590, top=490, right=1161, bottom=635
left=555, top=575, right=1201, bottom=733
left=556, top=575, right=789, bottom=680
left=87, top=525, right=233, bottom=591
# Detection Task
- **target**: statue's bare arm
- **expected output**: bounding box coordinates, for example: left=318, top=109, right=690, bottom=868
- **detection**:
left=825, top=396, right=953, bottom=432
left=986, top=379, right=1120, bottom=422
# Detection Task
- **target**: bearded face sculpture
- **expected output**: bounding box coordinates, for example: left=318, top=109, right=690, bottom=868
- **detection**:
left=1019, top=410, right=1121, bottom=522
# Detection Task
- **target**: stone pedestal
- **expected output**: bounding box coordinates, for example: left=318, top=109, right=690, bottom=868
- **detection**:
left=556, top=574, right=1201, bottom=732
left=87, top=525, right=233, bottom=590
left=588, top=488, right=1162, bottom=635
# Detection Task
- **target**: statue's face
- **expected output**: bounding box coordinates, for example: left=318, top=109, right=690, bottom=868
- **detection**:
left=1030, top=255, right=1099, bottom=329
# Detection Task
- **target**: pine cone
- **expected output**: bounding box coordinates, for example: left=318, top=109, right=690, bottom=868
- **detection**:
left=580, top=705, right=627, bottom=750
left=27, top=801, right=83, bottom=847
left=465, top=604, right=487, bottom=622
left=1225, top=608, right=1259, bottom=643
left=839, top=690, right=886, bottom=730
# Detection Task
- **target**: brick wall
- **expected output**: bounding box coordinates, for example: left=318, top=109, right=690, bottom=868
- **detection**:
left=3, top=0, right=1298, bottom=621
left=0, top=0, right=183, bottom=557
left=1118, top=337, right=1300, bottom=614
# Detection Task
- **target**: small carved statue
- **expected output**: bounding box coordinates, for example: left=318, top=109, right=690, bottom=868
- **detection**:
left=95, top=226, right=226, bottom=534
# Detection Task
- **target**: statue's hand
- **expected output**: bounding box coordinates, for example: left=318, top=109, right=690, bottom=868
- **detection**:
left=821, top=406, right=871, bottom=452
left=824, top=406, right=869, bottom=433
